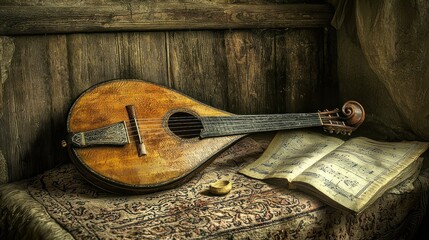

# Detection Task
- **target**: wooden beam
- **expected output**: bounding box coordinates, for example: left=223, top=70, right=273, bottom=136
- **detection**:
left=0, top=3, right=333, bottom=35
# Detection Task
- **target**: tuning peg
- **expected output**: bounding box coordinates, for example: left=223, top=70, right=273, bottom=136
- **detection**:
left=343, top=130, right=352, bottom=136
left=328, top=127, right=334, bottom=134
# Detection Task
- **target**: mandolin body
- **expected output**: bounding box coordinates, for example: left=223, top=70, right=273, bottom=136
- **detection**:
left=67, top=79, right=243, bottom=194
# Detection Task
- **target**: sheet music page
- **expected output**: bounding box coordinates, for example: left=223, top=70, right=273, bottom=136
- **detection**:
left=239, top=131, right=344, bottom=181
left=293, top=137, right=429, bottom=212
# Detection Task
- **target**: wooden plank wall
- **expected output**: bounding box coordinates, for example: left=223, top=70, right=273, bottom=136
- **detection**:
left=0, top=1, right=335, bottom=182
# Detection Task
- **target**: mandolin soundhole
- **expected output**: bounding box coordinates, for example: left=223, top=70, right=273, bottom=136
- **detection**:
left=167, top=112, right=203, bottom=139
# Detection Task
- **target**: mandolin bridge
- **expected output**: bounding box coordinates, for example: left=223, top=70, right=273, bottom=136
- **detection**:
left=68, top=121, right=130, bottom=148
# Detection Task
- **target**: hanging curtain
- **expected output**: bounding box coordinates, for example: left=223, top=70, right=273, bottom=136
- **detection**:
left=330, top=0, right=429, bottom=140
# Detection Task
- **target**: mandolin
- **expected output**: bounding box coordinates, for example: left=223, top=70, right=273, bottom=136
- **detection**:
left=64, top=79, right=365, bottom=194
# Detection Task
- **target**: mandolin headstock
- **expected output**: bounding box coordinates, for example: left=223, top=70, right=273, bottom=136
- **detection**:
left=318, top=101, right=365, bottom=135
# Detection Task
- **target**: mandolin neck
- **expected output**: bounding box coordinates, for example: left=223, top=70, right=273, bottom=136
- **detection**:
left=199, top=113, right=322, bottom=138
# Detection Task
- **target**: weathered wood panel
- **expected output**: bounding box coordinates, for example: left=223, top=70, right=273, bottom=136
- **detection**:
left=225, top=30, right=277, bottom=114
left=167, top=29, right=330, bottom=115
left=168, top=31, right=229, bottom=110
left=2, top=36, right=53, bottom=179
left=66, top=32, right=168, bottom=94
left=276, top=28, right=325, bottom=113
left=0, top=3, right=332, bottom=35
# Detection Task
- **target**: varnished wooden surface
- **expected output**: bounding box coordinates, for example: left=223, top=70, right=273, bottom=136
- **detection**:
left=0, top=2, right=332, bottom=35
left=0, top=3, right=335, bottom=182
left=68, top=80, right=242, bottom=192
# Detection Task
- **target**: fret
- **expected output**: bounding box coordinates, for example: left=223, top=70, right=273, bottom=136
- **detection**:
left=199, top=113, right=321, bottom=138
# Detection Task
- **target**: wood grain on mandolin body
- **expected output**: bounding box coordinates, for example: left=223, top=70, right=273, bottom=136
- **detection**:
left=65, top=80, right=364, bottom=194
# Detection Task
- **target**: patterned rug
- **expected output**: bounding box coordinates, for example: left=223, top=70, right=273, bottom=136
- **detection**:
left=26, top=136, right=429, bottom=239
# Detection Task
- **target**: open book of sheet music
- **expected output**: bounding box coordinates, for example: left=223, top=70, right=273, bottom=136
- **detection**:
left=239, top=131, right=429, bottom=213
